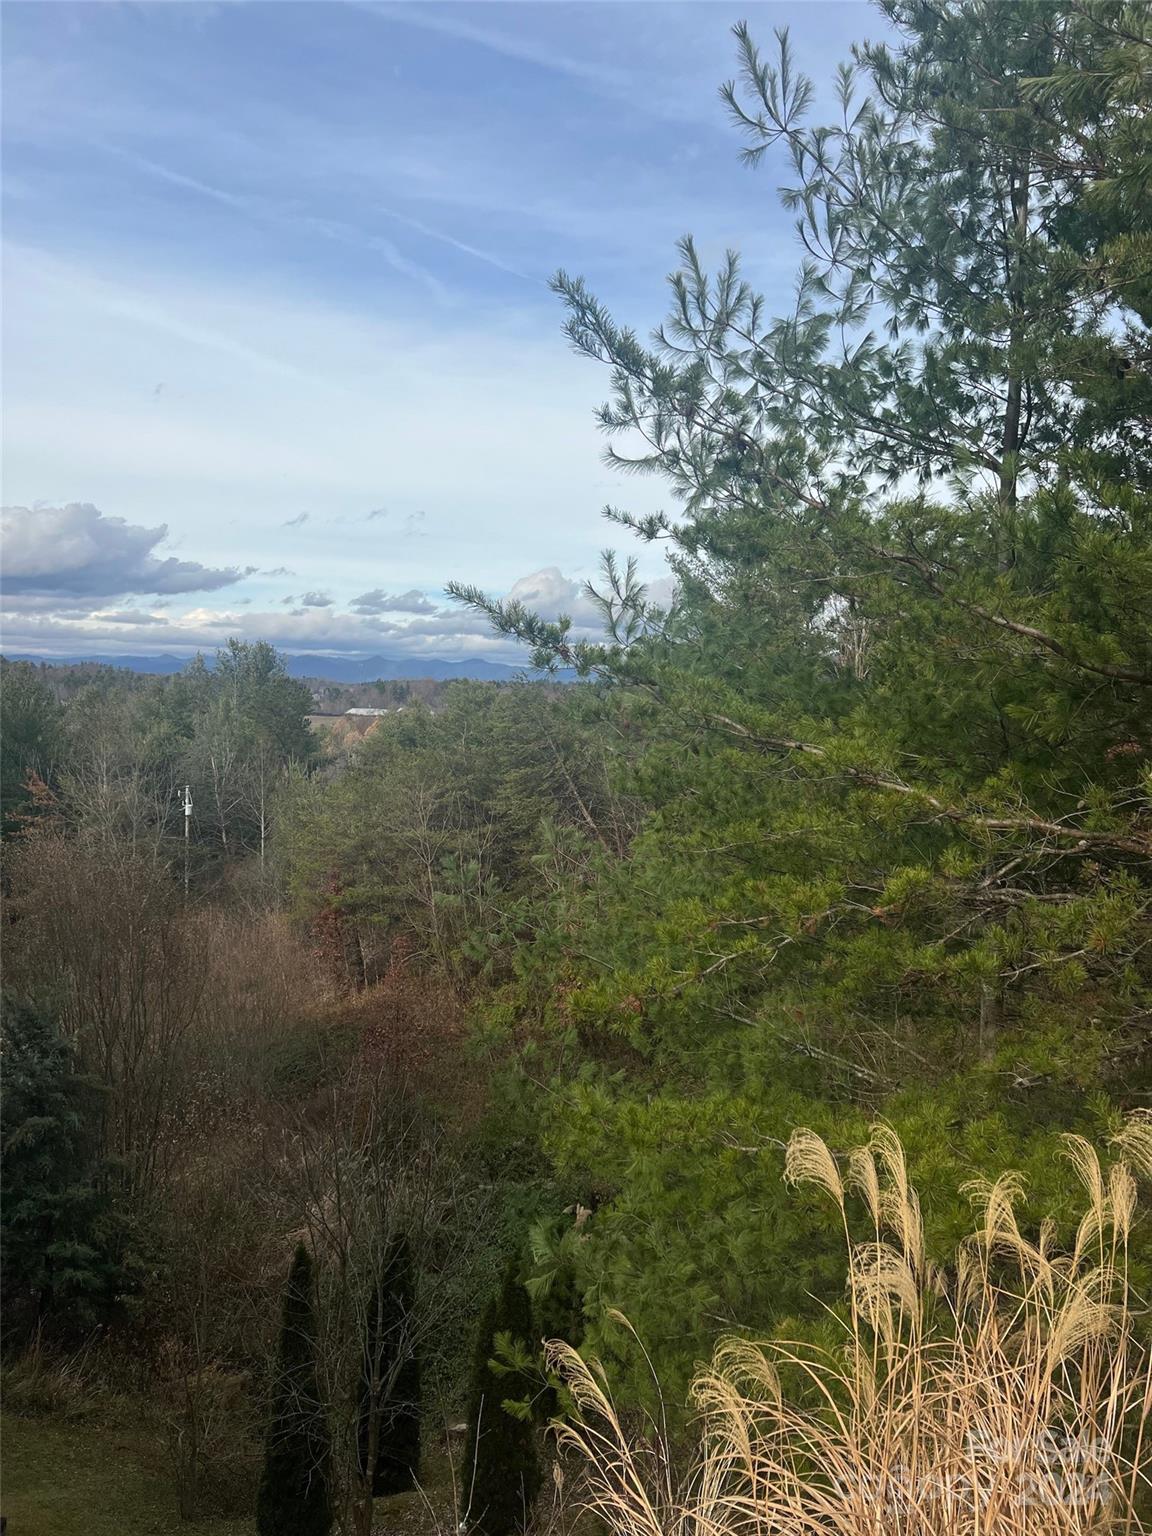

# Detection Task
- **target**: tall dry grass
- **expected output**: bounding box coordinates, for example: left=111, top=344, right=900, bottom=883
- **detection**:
left=550, top=1116, right=1152, bottom=1536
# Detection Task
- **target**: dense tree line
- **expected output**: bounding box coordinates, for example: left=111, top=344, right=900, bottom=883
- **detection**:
left=0, top=640, right=316, bottom=862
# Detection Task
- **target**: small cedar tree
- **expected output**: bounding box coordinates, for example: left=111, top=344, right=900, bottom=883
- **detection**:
left=257, top=1243, right=333, bottom=1536
left=357, top=1233, right=421, bottom=1497
left=0, top=992, right=131, bottom=1342
left=460, top=1260, right=542, bottom=1536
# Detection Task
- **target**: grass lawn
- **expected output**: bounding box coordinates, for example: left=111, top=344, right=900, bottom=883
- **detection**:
left=1, top=1411, right=464, bottom=1535
left=0, top=1413, right=248, bottom=1536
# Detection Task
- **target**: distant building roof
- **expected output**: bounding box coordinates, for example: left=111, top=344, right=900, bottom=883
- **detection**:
left=344, top=707, right=390, bottom=716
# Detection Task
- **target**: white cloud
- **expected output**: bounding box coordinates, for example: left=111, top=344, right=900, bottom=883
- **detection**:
left=351, top=588, right=436, bottom=615
left=505, top=566, right=602, bottom=627
left=504, top=565, right=678, bottom=629
left=0, top=564, right=622, bottom=662
left=0, top=603, right=507, bottom=660
left=95, top=608, right=171, bottom=625
left=0, top=502, right=249, bottom=597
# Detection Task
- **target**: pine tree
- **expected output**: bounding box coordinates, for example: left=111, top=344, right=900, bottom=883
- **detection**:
left=448, top=0, right=1152, bottom=1403
left=357, top=1233, right=421, bottom=1497
left=0, top=992, right=131, bottom=1342
left=212, top=638, right=318, bottom=765
left=257, top=1244, right=333, bottom=1536
left=527, top=1216, right=586, bottom=1422
left=460, top=1260, right=541, bottom=1536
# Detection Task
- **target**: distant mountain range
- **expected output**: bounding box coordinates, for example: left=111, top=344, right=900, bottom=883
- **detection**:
left=3, top=652, right=576, bottom=684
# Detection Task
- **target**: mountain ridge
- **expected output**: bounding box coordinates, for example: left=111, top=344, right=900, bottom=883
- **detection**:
left=1, top=651, right=574, bottom=683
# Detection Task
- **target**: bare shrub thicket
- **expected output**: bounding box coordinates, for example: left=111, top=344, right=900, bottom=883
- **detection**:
left=183, top=903, right=339, bottom=1105
left=3, top=830, right=337, bottom=1517
left=3, top=832, right=338, bottom=1192
left=56, top=751, right=177, bottom=863
left=553, top=1119, right=1152, bottom=1536
left=4, top=833, right=208, bottom=1194
left=330, top=942, right=480, bottom=1123
left=149, top=1109, right=289, bottom=1519
left=3, top=830, right=508, bottom=1526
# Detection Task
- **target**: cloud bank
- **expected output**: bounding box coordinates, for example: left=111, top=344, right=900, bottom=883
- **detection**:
left=1, top=503, right=249, bottom=600
left=0, top=561, right=668, bottom=665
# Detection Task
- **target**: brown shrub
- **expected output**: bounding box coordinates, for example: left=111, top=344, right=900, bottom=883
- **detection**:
left=323, top=941, right=485, bottom=1128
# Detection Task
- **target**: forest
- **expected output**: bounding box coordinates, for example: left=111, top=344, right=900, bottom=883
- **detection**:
left=2, top=1, right=1151, bottom=1532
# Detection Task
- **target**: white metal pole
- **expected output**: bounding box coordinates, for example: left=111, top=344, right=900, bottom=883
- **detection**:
left=183, top=783, right=192, bottom=899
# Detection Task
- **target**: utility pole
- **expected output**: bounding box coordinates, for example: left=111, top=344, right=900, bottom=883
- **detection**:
left=182, top=783, right=193, bottom=900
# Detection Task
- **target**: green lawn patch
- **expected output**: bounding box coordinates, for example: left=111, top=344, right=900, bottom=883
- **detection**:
left=0, top=1413, right=247, bottom=1536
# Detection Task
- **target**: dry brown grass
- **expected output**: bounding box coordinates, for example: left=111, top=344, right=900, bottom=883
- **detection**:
left=550, top=1116, right=1152, bottom=1536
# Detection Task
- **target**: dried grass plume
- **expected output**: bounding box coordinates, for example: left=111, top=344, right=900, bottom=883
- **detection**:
left=550, top=1117, right=1152, bottom=1535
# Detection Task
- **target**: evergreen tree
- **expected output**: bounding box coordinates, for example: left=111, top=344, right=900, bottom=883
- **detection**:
left=213, top=638, right=317, bottom=765
left=357, top=1233, right=421, bottom=1497
left=277, top=680, right=630, bottom=985
left=257, top=1244, right=333, bottom=1536
left=528, top=1221, right=586, bottom=1424
left=0, top=992, right=131, bottom=1342
left=460, top=1260, right=542, bottom=1536
left=449, top=0, right=1152, bottom=1402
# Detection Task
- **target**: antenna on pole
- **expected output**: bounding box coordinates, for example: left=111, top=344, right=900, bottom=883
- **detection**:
left=182, top=783, right=192, bottom=900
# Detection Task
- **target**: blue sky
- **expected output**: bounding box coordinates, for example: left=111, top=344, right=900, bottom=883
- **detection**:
left=2, top=0, right=888, bottom=662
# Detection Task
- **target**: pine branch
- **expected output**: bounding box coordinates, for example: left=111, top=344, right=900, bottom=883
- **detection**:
left=705, top=713, right=1152, bottom=856
left=880, top=549, right=1152, bottom=687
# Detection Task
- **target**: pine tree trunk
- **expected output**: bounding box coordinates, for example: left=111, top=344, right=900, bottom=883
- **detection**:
left=999, top=160, right=1031, bottom=518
